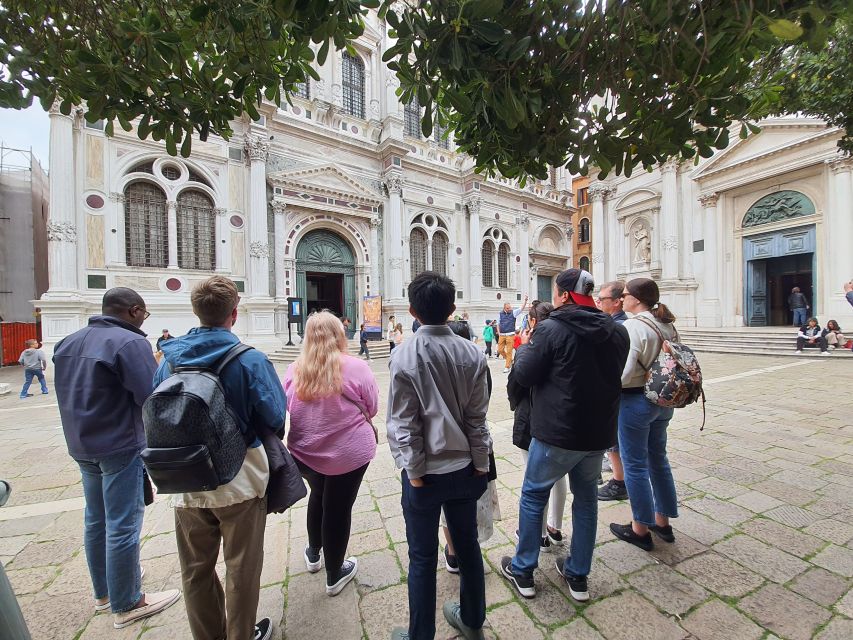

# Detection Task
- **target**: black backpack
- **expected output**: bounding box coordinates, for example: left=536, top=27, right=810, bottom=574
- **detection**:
left=141, top=343, right=254, bottom=494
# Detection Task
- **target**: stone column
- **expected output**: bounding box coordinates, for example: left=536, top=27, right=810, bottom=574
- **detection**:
left=383, top=173, right=405, bottom=301
left=214, top=207, right=228, bottom=271
left=588, top=183, right=608, bottom=281
left=369, top=216, right=381, bottom=295
left=828, top=159, right=853, bottom=321
left=245, top=134, right=271, bottom=297
left=698, top=193, right=720, bottom=301
left=518, top=215, right=530, bottom=296
left=166, top=201, right=178, bottom=268
left=46, top=100, right=78, bottom=292
left=272, top=201, right=287, bottom=301
left=659, top=159, right=680, bottom=279
left=604, top=187, right=619, bottom=280
left=466, top=197, right=482, bottom=303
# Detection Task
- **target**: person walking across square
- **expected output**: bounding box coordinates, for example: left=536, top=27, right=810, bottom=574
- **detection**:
left=496, top=296, right=529, bottom=373
left=18, top=339, right=48, bottom=398
left=53, top=288, right=180, bottom=629
left=388, top=272, right=492, bottom=640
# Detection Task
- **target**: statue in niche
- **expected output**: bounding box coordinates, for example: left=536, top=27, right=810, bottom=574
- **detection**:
left=633, top=223, right=651, bottom=264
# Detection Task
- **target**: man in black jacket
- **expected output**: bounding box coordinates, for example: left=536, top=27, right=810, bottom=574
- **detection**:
left=500, top=269, right=629, bottom=604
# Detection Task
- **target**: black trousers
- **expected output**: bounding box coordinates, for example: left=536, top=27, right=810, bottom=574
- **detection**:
left=484, top=340, right=493, bottom=357
left=295, top=459, right=369, bottom=582
left=797, top=336, right=827, bottom=352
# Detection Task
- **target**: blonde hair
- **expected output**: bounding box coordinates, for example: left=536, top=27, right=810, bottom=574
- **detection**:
left=293, top=311, right=349, bottom=402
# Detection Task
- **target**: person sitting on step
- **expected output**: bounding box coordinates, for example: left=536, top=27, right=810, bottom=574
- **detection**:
left=796, top=317, right=829, bottom=355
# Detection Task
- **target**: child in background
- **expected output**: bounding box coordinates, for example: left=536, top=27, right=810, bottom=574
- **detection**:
left=18, top=339, right=48, bottom=399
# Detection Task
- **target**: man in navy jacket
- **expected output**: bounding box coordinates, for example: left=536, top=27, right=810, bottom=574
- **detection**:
left=53, top=288, right=180, bottom=629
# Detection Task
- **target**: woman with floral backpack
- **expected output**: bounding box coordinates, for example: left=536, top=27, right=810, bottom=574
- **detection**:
left=609, top=278, right=680, bottom=552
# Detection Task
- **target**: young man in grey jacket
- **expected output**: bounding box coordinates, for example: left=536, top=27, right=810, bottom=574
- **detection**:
left=387, top=271, right=492, bottom=640
left=18, top=339, right=48, bottom=398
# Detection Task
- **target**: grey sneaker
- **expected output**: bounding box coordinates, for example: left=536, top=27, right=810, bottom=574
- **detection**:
left=443, top=601, right=485, bottom=640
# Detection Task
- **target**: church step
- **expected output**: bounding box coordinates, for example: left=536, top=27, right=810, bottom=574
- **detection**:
left=268, top=339, right=391, bottom=363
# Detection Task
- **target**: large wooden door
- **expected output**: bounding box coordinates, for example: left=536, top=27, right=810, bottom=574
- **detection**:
left=295, top=229, right=357, bottom=336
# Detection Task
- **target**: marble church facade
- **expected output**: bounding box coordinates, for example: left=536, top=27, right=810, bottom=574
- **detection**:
left=36, top=13, right=575, bottom=351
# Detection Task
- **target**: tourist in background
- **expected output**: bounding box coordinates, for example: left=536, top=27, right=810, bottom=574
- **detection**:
left=54, top=288, right=180, bottom=629
left=508, top=300, right=566, bottom=549
left=284, top=311, right=378, bottom=597
left=845, top=281, right=853, bottom=307
left=497, top=296, right=529, bottom=373
left=796, top=317, right=829, bottom=354
left=387, top=272, right=491, bottom=640
left=390, top=322, right=404, bottom=351
left=822, top=320, right=846, bottom=350
left=595, top=281, right=629, bottom=502
left=609, top=278, right=680, bottom=551
left=788, top=287, right=810, bottom=327
left=358, top=323, right=371, bottom=360
left=482, top=320, right=495, bottom=358
left=387, top=315, right=397, bottom=352
left=18, top=339, right=48, bottom=399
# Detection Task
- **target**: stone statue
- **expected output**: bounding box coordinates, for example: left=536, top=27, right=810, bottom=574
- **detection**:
left=633, top=223, right=651, bottom=264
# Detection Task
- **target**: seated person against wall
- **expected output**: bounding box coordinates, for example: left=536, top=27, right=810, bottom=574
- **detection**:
left=821, top=320, right=847, bottom=350
left=796, top=317, right=829, bottom=355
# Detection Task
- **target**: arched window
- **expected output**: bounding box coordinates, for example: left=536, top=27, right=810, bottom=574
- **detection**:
left=579, top=256, right=590, bottom=271
left=432, top=232, right=448, bottom=277
left=579, top=217, right=591, bottom=243
left=410, top=228, right=427, bottom=279
left=124, top=182, right=168, bottom=267
left=481, top=241, right=494, bottom=288
left=434, top=111, right=450, bottom=150
left=498, top=243, right=509, bottom=288
left=295, top=81, right=310, bottom=100
left=404, top=95, right=421, bottom=139
left=177, top=190, right=216, bottom=270
left=342, top=52, right=365, bottom=119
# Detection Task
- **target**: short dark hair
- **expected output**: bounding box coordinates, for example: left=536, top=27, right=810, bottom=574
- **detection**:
left=601, top=281, right=625, bottom=298
left=408, top=271, right=455, bottom=325
left=447, top=320, right=472, bottom=340
left=102, top=287, right=145, bottom=316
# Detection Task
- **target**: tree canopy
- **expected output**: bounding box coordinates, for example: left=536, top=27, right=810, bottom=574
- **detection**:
left=1, top=1, right=850, bottom=179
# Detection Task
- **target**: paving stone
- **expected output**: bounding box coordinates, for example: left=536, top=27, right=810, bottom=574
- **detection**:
left=20, top=591, right=94, bottom=640
left=811, top=544, right=853, bottom=578
left=284, top=570, right=361, bottom=640
left=260, top=521, right=288, bottom=586
left=0, top=533, right=35, bottom=558
left=670, top=508, right=733, bottom=545
left=584, top=591, right=688, bottom=640
left=675, top=552, right=765, bottom=598
left=681, top=599, right=763, bottom=640
left=739, top=584, right=831, bottom=640
left=763, top=504, right=819, bottom=529
left=550, top=617, right=605, bottom=640
left=739, top=518, right=825, bottom=558
left=804, top=519, right=853, bottom=546
left=348, top=527, right=391, bottom=555
left=713, top=534, right=809, bottom=583
left=626, top=564, right=709, bottom=615
left=44, top=552, right=94, bottom=596
left=354, top=549, right=402, bottom=592
left=483, top=570, right=514, bottom=606
left=752, top=480, right=816, bottom=507
left=0, top=514, right=58, bottom=538
left=351, top=492, right=377, bottom=514
left=7, top=537, right=79, bottom=569
left=836, top=587, right=853, bottom=617
left=788, top=567, right=850, bottom=607
left=816, top=617, right=853, bottom=640
left=595, top=540, right=656, bottom=575
left=523, top=579, right=575, bottom=626
left=486, top=602, right=545, bottom=640
left=369, top=476, right=402, bottom=498
left=257, top=584, right=285, bottom=640
left=5, top=565, right=60, bottom=595
left=682, top=496, right=754, bottom=526
left=351, top=509, right=384, bottom=534
left=384, top=514, right=407, bottom=543
left=730, top=490, right=785, bottom=513
left=139, top=533, right=178, bottom=560
left=690, top=476, right=749, bottom=499
left=647, top=532, right=707, bottom=566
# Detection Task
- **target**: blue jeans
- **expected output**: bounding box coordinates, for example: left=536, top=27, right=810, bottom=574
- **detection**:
left=20, top=369, right=48, bottom=396
left=512, top=439, right=603, bottom=579
left=792, top=307, right=808, bottom=327
left=75, top=449, right=145, bottom=613
left=402, top=464, right=487, bottom=640
left=618, top=394, right=678, bottom=526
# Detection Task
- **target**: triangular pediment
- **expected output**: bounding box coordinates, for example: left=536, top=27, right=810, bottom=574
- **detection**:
left=268, top=164, right=384, bottom=205
left=693, top=120, right=837, bottom=179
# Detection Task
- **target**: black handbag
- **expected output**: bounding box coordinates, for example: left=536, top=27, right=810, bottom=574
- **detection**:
left=258, top=427, right=307, bottom=514
left=140, top=445, right=220, bottom=494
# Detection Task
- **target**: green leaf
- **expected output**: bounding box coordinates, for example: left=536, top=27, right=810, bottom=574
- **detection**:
left=190, top=4, right=210, bottom=21
left=768, top=19, right=804, bottom=41
left=181, top=132, right=192, bottom=157
left=471, top=21, right=506, bottom=44
left=165, top=130, right=177, bottom=156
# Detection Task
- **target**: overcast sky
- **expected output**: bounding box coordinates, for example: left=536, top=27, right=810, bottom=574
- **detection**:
left=0, top=104, right=50, bottom=170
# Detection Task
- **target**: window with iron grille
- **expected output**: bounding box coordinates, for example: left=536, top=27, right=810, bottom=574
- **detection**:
left=342, top=52, right=365, bottom=119
left=577, top=187, right=589, bottom=206
left=579, top=256, right=590, bottom=271
left=434, top=112, right=450, bottom=150
left=295, top=81, right=310, bottom=100
left=550, top=167, right=557, bottom=188
left=498, top=243, right=509, bottom=288
left=130, top=161, right=155, bottom=174
left=404, top=95, right=421, bottom=138
left=177, top=190, right=216, bottom=270
left=187, top=169, right=211, bottom=187
left=410, top=228, right=427, bottom=279
left=579, top=217, right=591, bottom=243
left=124, top=182, right=168, bottom=267
left=481, top=241, right=494, bottom=288
left=432, top=232, right=448, bottom=276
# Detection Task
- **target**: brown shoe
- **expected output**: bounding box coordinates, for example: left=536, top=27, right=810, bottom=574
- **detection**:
left=113, top=590, right=181, bottom=629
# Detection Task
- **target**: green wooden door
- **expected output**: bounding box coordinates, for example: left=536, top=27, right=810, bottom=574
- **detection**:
left=295, top=229, right=357, bottom=335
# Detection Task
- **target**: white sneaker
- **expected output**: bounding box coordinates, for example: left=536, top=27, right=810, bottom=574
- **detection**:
left=503, top=368, right=510, bottom=373
left=304, top=546, right=323, bottom=573
left=795, top=350, right=803, bottom=354
left=95, top=565, right=146, bottom=611
left=820, top=351, right=830, bottom=356
left=326, top=557, right=358, bottom=596
left=113, top=589, right=181, bottom=629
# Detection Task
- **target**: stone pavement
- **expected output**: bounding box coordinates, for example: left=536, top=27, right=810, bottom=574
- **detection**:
left=0, top=353, right=851, bottom=640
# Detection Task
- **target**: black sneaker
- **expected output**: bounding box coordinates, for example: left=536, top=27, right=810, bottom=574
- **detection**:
left=254, top=617, right=272, bottom=640
left=500, top=556, right=535, bottom=598
left=444, top=545, right=460, bottom=574
left=649, top=524, right=676, bottom=543
left=597, top=473, right=604, bottom=486
left=546, top=528, right=564, bottom=546
left=609, top=522, right=654, bottom=551
left=598, top=479, right=628, bottom=501
left=554, top=556, right=589, bottom=602
left=515, top=529, right=551, bottom=551
left=326, top=557, right=358, bottom=596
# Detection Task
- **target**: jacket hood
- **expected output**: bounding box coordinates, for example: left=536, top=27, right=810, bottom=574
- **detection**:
left=159, top=327, right=240, bottom=369
left=548, top=304, right=619, bottom=344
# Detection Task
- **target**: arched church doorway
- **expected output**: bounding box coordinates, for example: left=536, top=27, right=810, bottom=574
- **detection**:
left=295, top=229, right=357, bottom=332
left=742, top=191, right=816, bottom=326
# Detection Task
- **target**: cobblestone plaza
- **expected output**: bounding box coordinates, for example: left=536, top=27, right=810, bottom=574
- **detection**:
left=1, top=353, right=851, bottom=640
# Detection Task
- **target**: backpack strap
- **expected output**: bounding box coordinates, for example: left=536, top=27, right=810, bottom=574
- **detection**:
left=215, top=343, right=255, bottom=376
left=635, top=316, right=667, bottom=371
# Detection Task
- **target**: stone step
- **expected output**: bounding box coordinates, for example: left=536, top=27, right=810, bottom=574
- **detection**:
left=268, top=340, right=391, bottom=363
left=672, top=328, right=853, bottom=358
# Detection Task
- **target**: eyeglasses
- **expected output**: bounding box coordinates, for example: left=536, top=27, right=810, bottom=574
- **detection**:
left=596, top=296, right=618, bottom=302
left=132, top=305, right=151, bottom=320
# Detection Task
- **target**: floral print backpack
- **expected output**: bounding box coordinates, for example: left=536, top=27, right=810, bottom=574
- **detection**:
left=636, top=317, right=706, bottom=430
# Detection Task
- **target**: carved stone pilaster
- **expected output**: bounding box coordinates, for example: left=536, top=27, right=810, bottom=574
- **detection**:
left=272, top=201, right=287, bottom=216
left=370, top=216, right=382, bottom=228
left=384, top=175, right=403, bottom=195
left=109, top=192, right=125, bottom=203
left=469, top=265, right=482, bottom=277
left=588, top=184, right=610, bottom=203
left=698, top=193, right=719, bottom=207
left=47, top=221, right=77, bottom=243
left=249, top=242, right=270, bottom=258
left=565, top=223, right=574, bottom=240
left=244, top=135, right=270, bottom=162
left=660, top=158, right=680, bottom=174
left=827, top=158, right=853, bottom=174
left=215, top=207, right=228, bottom=217
left=591, top=253, right=605, bottom=264
left=663, top=236, right=679, bottom=250
left=388, top=257, right=404, bottom=270
left=518, top=215, right=530, bottom=229
left=464, top=196, right=482, bottom=217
